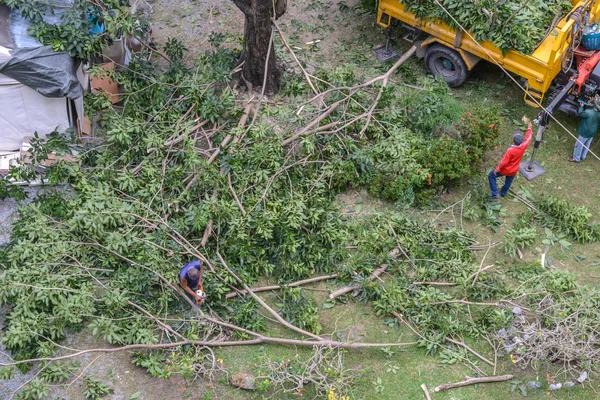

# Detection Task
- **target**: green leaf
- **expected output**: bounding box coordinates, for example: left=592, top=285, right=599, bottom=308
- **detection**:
left=519, top=384, right=527, bottom=397
left=130, top=392, right=141, bottom=399
left=559, top=239, right=571, bottom=249
left=322, top=301, right=335, bottom=309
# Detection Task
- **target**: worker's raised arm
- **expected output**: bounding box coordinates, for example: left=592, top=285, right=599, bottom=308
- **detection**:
left=578, top=105, right=588, bottom=118
left=522, top=123, right=533, bottom=147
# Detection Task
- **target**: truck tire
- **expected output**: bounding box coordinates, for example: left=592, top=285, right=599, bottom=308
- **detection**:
left=424, top=44, right=469, bottom=87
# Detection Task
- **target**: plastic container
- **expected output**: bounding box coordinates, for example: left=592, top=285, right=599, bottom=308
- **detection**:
left=583, top=24, right=600, bottom=50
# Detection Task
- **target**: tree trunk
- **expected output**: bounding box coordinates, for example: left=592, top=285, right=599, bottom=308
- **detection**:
left=232, top=0, right=286, bottom=95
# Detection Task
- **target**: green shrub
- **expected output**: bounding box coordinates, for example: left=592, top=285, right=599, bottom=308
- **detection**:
left=279, top=288, right=322, bottom=335
left=419, top=135, right=472, bottom=187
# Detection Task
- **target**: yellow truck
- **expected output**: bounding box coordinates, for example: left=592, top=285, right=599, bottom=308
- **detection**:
left=376, top=0, right=600, bottom=107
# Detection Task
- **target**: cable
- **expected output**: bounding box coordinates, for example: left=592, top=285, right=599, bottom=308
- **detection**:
left=431, top=0, right=600, bottom=162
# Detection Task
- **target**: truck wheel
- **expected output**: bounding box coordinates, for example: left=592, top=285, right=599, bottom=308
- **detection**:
left=424, top=44, right=469, bottom=87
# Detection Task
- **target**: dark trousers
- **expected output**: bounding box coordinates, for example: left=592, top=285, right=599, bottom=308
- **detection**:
left=488, top=170, right=515, bottom=197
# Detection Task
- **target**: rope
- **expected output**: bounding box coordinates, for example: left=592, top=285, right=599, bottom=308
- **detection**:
left=431, top=0, right=600, bottom=162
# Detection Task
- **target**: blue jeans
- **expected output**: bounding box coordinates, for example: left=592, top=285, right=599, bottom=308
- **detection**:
left=573, top=135, right=594, bottom=161
left=488, top=170, right=515, bottom=197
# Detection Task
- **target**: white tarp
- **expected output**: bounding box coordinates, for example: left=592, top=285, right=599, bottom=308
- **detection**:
left=0, top=70, right=70, bottom=151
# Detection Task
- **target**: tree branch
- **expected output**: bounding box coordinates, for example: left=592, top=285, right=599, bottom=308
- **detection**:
left=225, top=274, right=338, bottom=299
left=1, top=338, right=419, bottom=367
left=421, top=384, right=432, bottom=400
left=445, top=337, right=495, bottom=367
left=216, top=252, right=325, bottom=340
left=434, top=375, right=513, bottom=392
left=228, top=173, right=246, bottom=216
left=329, top=248, right=399, bottom=300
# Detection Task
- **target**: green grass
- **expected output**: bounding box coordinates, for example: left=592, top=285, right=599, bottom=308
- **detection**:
left=214, top=296, right=599, bottom=399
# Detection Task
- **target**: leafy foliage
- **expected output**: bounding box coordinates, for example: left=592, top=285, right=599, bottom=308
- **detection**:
left=40, top=361, right=78, bottom=383
left=83, top=375, right=113, bottom=400
left=402, top=0, right=572, bottom=54
left=279, top=288, right=322, bottom=335
left=2, top=0, right=143, bottom=60
left=536, top=195, right=600, bottom=243
left=15, top=378, right=48, bottom=400
left=503, top=226, right=537, bottom=258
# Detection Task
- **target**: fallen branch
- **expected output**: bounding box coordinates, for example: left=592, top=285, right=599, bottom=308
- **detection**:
left=225, top=274, right=338, bottom=299
left=358, top=45, right=417, bottom=136
left=392, top=311, right=486, bottom=376
left=329, top=248, right=399, bottom=299
left=0, top=338, right=419, bottom=368
left=201, top=218, right=213, bottom=247
left=228, top=173, right=246, bottom=216
left=282, top=100, right=342, bottom=146
left=387, top=222, right=417, bottom=270
left=467, top=264, right=495, bottom=285
left=445, top=337, right=495, bottom=367
left=285, top=46, right=417, bottom=145
left=217, top=252, right=325, bottom=341
left=412, top=281, right=457, bottom=286
left=434, top=375, right=513, bottom=392
left=272, top=19, right=318, bottom=95
left=433, top=300, right=499, bottom=307
left=421, top=384, right=432, bottom=400
left=207, top=102, right=253, bottom=165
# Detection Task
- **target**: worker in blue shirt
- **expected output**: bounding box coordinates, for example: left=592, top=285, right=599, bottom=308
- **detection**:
left=179, top=260, right=204, bottom=304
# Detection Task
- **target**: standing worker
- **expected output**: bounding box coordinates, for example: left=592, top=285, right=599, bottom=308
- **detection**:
left=568, top=96, right=600, bottom=163
left=179, top=260, right=204, bottom=304
left=488, top=116, right=532, bottom=200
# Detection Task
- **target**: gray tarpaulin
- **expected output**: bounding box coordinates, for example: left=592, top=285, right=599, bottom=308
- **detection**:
left=0, top=46, right=82, bottom=99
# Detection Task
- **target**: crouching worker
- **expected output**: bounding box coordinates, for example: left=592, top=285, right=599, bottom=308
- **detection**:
left=488, top=116, right=532, bottom=200
left=179, top=260, right=204, bottom=304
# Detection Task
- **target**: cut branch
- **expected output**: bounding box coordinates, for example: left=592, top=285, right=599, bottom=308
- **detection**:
left=445, top=337, right=495, bottom=367
left=0, top=338, right=419, bottom=368
left=216, top=252, right=324, bottom=340
left=282, top=101, right=342, bottom=146
left=272, top=19, right=318, bottom=95
left=228, top=173, right=246, bottom=216
left=434, top=375, right=513, bottom=392
left=433, top=300, right=499, bottom=307
left=207, top=102, right=253, bottom=165
left=421, top=384, right=432, bottom=400
left=225, top=274, right=338, bottom=299
left=329, top=248, right=399, bottom=300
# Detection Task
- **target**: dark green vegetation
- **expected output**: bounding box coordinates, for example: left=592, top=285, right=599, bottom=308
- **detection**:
left=1, top=24, right=600, bottom=400
left=1, top=0, right=144, bottom=60
left=402, top=0, right=572, bottom=54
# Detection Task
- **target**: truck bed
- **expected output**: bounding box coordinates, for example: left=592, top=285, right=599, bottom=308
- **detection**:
left=377, top=0, right=600, bottom=105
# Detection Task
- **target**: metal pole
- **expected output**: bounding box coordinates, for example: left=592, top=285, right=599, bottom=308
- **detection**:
left=526, top=125, right=546, bottom=171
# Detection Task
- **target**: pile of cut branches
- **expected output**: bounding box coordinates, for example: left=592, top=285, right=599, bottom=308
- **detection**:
left=402, top=0, right=572, bottom=54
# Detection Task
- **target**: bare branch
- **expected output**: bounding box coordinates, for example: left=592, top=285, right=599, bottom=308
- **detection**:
left=434, top=375, right=513, bottom=392
left=329, top=248, right=399, bottom=300
left=226, top=274, right=338, bottom=299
